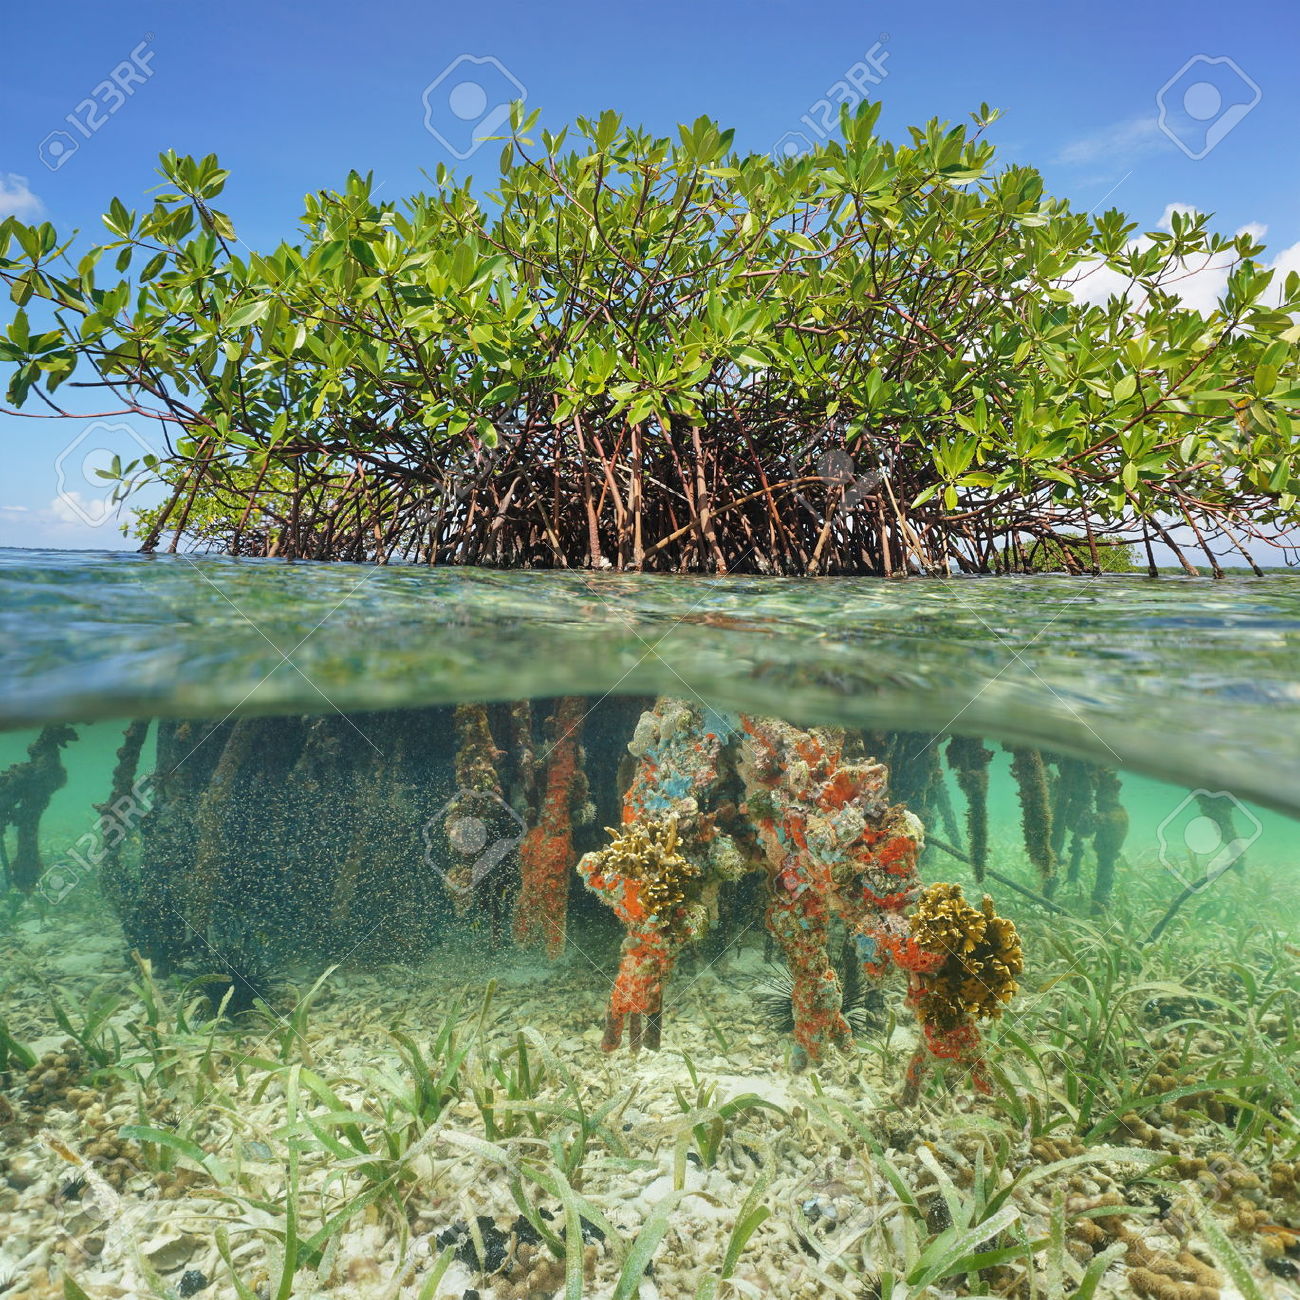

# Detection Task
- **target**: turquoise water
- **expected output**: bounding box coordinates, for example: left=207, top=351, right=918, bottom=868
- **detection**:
left=6, top=723, right=1299, bottom=886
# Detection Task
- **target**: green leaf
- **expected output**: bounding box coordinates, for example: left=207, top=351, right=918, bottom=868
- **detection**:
left=780, top=230, right=819, bottom=253
left=906, top=1205, right=1021, bottom=1287
left=140, top=252, right=169, bottom=282
left=553, top=1167, right=586, bottom=1300
left=205, top=208, right=236, bottom=240
left=8, top=308, right=30, bottom=349
left=611, top=1192, right=691, bottom=1300
left=1254, top=363, right=1278, bottom=394
left=416, top=1246, right=457, bottom=1300
left=1195, top=1193, right=1266, bottom=1300
left=119, top=1125, right=232, bottom=1184
left=224, top=299, right=270, bottom=330
left=696, top=1174, right=771, bottom=1300
left=104, top=197, right=132, bottom=237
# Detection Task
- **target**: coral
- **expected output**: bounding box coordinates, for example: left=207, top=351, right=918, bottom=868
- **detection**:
left=583, top=699, right=746, bottom=1051
left=897, top=883, right=1022, bottom=1103
left=580, top=815, right=707, bottom=1051
left=738, top=715, right=925, bottom=1061
left=908, top=884, right=1022, bottom=1025
left=514, top=697, right=587, bottom=957
left=18, top=1046, right=88, bottom=1117
left=589, top=817, right=701, bottom=928
left=623, top=699, right=739, bottom=826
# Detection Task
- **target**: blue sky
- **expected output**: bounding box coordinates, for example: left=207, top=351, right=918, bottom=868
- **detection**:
left=1, top=0, right=1297, bottom=551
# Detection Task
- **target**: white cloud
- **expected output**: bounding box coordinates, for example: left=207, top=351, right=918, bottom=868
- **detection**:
left=0, top=497, right=134, bottom=551
left=1060, top=204, right=1294, bottom=315
left=49, top=491, right=111, bottom=526
left=1156, top=202, right=1195, bottom=232
left=0, top=173, right=44, bottom=221
left=1055, top=116, right=1164, bottom=168
left=1268, top=239, right=1300, bottom=304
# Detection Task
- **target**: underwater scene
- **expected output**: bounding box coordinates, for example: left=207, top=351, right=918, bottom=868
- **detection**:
left=2, top=557, right=1300, bottom=1300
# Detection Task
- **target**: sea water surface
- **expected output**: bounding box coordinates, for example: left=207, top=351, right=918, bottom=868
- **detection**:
left=2, top=547, right=1299, bottom=815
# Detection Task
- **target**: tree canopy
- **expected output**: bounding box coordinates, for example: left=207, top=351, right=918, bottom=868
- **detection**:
left=3, top=102, right=1299, bottom=574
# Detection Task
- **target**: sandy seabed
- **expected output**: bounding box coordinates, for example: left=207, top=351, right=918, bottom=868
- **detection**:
left=1, top=905, right=1297, bottom=1300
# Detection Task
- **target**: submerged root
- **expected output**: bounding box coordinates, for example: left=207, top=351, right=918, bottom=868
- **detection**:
left=946, top=735, right=993, bottom=881
left=514, top=697, right=587, bottom=957
left=1007, top=745, right=1056, bottom=892
left=0, top=724, right=78, bottom=894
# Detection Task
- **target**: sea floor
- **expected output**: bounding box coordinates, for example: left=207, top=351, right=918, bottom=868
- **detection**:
left=1, top=874, right=1298, bottom=1300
